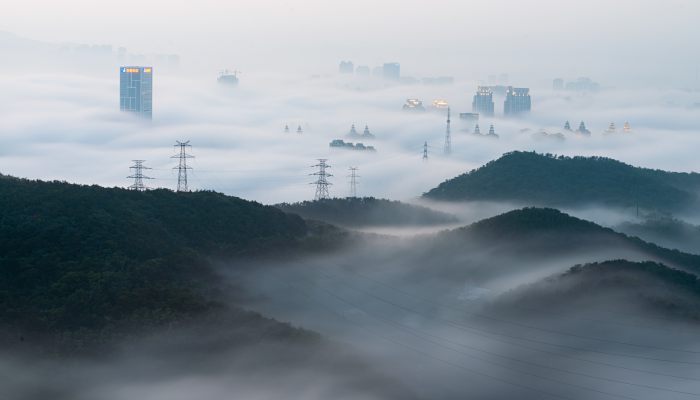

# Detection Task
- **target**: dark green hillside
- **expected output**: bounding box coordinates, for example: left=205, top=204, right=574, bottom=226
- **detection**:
left=424, top=151, right=700, bottom=213
left=0, top=176, right=315, bottom=349
left=492, top=260, right=700, bottom=321
left=435, top=208, right=700, bottom=272
left=276, top=197, right=457, bottom=227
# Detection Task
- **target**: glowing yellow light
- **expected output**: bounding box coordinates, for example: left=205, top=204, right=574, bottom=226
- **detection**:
left=144, top=68, right=152, bottom=73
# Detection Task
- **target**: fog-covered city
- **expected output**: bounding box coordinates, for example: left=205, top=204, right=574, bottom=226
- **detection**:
left=2, top=1, right=700, bottom=399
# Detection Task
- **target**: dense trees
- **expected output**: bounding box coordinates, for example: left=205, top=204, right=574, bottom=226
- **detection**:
left=277, top=197, right=457, bottom=227
left=424, top=151, right=700, bottom=213
left=0, top=176, right=310, bottom=348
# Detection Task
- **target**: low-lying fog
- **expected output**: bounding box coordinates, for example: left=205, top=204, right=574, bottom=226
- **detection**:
left=225, top=236, right=700, bottom=400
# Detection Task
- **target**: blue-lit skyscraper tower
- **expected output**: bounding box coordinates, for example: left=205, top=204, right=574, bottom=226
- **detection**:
left=504, top=86, right=531, bottom=116
left=120, top=66, right=153, bottom=118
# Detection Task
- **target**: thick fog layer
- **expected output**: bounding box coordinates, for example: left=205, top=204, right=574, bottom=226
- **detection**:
left=1, top=68, right=699, bottom=204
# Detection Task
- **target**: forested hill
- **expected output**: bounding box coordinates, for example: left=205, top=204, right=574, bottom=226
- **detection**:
left=276, top=197, right=458, bottom=227
left=423, top=151, right=700, bottom=213
left=491, top=260, right=700, bottom=321
left=438, top=208, right=700, bottom=272
left=0, top=176, right=315, bottom=349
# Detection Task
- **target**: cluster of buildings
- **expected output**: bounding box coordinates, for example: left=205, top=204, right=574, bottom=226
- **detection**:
left=339, top=60, right=453, bottom=86
left=553, top=77, right=600, bottom=92
left=472, top=86, right=531, bottom=117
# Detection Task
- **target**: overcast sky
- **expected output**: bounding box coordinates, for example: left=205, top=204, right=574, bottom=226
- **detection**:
left=2, top=0, right=699, bottom=86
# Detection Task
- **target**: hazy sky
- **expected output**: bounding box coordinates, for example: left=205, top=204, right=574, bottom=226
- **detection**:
left=2, top=0, right=699, bottom=85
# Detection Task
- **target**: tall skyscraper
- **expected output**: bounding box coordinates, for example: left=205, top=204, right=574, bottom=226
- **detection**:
left=339, top=61, right=354, bottom=74
left=120, top=66, right=152, bottom=118
left=472, top=86, right=494, bottom=117
left=553, top=78, right=564, bottom=90
left=382, top=62, right=400, bottom=81
left=504, top=86, right=531, bottom=116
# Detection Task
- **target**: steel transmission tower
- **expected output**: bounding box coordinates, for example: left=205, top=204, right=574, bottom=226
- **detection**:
left=423, top=141, right=429, bottom=161
left=310, top=159, right=332, bottom=200
left=348, top=167, right=359, bottom=198
left=172, top=140, right=194, bottom=192
left=127, top=160, right=154, bottom=191
left=443, top=107, right=452, bottom=155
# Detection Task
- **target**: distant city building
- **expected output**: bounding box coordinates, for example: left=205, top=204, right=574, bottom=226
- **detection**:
left=356, top=65, right=370, bottom=76
left=329, top=139, right=376, bottom=152
left=503, top=87, right=531, bottom=116
left=605, top=122, right=617, bottom=134
left=472, top=86, right=494, bottom=117
left=623, top=121, right=632, bottom=133
left=347, top=124, right=359, bottom=137
left=473, top=124, right=481, bottom=135
left=382, top=62, right=400, bottom=81
left=297, top=125, right=303, bottom=134
left=217, top=69, right=239, bottom=86
left=403, top=98, right=425, bottom=111
left=577, top=121, right=591, bottom=135
left=432, top=99, right=449, bottom=109
left=120, top=66, right=152, bottom=118
left=487, top=124, right=499, bottom=138
left=553, top=78, right=564, bottom=90
left=565, top=77, right=600, bottom=92
left=339, top=61, right=354, bottom=74
left=459, top=112, right=479, bottom=122
left=362, top=125, right=375, bottom=138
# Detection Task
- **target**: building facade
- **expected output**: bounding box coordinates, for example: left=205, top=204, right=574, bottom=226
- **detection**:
left=382, top=62, right=400, bottom=81
left=120, top=66, right=153, bottom=118
left=503, top=86, right=531, bottom=116
left=472, top=86, right=494, bottom=117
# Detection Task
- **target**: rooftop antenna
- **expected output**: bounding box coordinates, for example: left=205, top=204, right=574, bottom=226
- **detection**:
left=127, top=160, right=153, bottom=191
left=172, top=140, right=194, bottom=192
left=443, top=107, right=452, bottom=155
left=310, top=159, right=332, bottom=200
left=348, top=167, right=359, bottom=198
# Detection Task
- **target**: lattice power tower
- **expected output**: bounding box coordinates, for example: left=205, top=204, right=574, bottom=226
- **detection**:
left=310, top=159, right=332, bottom=200
left=172, top=140, right=194, bottom=192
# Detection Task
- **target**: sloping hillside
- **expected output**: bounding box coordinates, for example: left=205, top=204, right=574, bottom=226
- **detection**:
left=276, top=197, right=457, bottom=227
left=423, top=152, right=700, bottom=213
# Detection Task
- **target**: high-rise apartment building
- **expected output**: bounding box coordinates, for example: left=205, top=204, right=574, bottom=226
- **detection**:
left=472, top=86, right=494, bottom=117
left=504, top=86, right=531, bottom=116
left=120, top=66, right=153, bottom=118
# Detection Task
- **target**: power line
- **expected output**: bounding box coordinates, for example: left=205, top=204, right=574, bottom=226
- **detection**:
left=340, top=268, right=700, bottom=355
left=444, top=107, right=452, bottom=155
left=310, top=159, right=332, bottom=200
left=171, top=140, right=194, bottom=192
left=299, top=276, right=700, bottom=399
left=126, top=160, right=153, bottom=191
left=348, top=167, right=359, bottom=198
left=316, top=270, right=700, bottom=366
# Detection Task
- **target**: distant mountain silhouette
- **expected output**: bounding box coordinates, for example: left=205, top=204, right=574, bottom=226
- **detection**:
left=409, top=208, right=700, bottom=282
left=424, top=151, right=700, bottom=214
